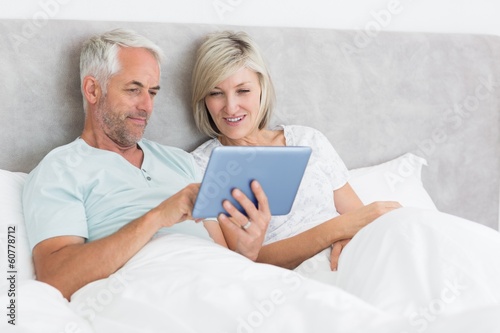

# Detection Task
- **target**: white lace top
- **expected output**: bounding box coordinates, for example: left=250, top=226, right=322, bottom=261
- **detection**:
left=191, top=125, right=349, bottom=245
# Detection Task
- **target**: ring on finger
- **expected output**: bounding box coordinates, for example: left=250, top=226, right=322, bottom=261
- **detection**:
left=242, top=220, right=252, bottom=230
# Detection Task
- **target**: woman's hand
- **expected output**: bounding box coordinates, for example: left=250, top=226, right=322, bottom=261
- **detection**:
left=340, top=201, right=402, bottom=239
left=328, top=201, right=401, bottom=270
left=217, top=180, right=271, bottom=261
left=330, top=238, right=351, bottom=271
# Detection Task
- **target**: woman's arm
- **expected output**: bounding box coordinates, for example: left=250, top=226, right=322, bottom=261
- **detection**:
left=329, top=182, right=364, bottom=269
left=203, top=220, right=228, bottom=248
left=255, top=187, right=400, bottom=270
left=255, top=182, right=364, bottom=268
left=216, top=181, right=400, bottom=269
left=334, top=182, right=364, bottom=214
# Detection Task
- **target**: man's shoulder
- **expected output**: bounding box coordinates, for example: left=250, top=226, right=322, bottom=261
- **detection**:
left=36, top=138, right=89, bottom=165
left=26, top=138, right=95, bottom=181
left=140, top=139, right=198, bottom=170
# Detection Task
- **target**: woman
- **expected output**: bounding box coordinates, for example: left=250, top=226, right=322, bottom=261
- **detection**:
left=188, top=31, right=500, bottom=323
left=188, top=33, right=500, bottom=332
left=190, top=30, right=401, bottom=273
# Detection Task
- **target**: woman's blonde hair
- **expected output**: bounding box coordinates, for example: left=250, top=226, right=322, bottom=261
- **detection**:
left=191, top=31, right=276, bottom=138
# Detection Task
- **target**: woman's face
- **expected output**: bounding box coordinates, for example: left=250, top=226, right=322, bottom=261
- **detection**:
left=204, top=67, right=261, bottom=141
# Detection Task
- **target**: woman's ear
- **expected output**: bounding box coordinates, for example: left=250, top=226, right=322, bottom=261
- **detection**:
left=82, top=76, right=101, bottom=105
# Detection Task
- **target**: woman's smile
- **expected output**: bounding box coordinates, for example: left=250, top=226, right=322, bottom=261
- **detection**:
left=224, top=115, right=246, bottom=125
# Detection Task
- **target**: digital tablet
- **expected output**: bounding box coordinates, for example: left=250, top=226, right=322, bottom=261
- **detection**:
left=192, top=146, right=312, bottom=218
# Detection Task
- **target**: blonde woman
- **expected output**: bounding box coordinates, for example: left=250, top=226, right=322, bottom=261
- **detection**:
left=190, top=31, right=401, bottom=272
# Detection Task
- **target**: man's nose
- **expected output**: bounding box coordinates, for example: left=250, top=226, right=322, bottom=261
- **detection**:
left=138, top=90, right=154, bottom=113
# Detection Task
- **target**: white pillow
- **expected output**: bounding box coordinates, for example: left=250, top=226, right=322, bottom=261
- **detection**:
left=348, top=153, right=438, bottom=210
left=0, top=169, right=35, bottom=281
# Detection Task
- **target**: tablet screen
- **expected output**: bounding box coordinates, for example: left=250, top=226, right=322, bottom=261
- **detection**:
left=192, top=146, right=312, bottom=218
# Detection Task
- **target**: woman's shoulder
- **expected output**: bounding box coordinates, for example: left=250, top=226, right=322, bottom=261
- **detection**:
left=191, top=138, right=220, bottom=156
left=190, top=138, right=221, bottom=169
left=278, top=124, right=329, bottom=145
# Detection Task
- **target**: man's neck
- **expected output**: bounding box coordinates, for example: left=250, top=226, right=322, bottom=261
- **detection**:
left=80, top=131, right=144, bottom=169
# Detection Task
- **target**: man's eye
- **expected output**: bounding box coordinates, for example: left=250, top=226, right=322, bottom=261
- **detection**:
left=149, top=90, right=158, bottom=97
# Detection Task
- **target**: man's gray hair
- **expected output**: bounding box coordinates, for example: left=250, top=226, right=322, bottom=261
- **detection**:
left=79, top=28, right=164, bottom=112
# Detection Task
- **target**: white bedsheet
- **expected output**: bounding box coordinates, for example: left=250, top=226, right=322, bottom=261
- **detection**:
left=68, top=234, right=402, bottom=333
left=2, top=207, right=500, bottom=333
left=295, top=208, right=500, bottom=332
left=1, top=280, right=94, bottom=333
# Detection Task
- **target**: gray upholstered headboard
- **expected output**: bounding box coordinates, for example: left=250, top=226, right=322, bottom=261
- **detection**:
left=1, top=19, right=499, bottom=229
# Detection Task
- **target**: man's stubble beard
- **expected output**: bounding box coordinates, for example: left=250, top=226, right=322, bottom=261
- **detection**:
left=97, top=98, right=148, bottom=147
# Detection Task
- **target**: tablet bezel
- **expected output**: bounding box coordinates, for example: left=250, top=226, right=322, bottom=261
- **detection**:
left=192, top=146, right=312, bottom=219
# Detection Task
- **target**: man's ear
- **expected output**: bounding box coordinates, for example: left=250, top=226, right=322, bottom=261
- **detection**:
left=82, top=76, right=101, bottom=105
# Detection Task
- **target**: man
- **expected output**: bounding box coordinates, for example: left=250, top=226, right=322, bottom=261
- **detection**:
left=22, top=29, right=270, bottom=300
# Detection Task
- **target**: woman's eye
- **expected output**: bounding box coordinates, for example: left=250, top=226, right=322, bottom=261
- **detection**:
left=208, top=91, right=222, bottom=96
left=238, top=89, right=250, bottom=94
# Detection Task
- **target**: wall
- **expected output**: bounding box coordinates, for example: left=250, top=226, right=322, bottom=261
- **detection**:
left=1, top=0, right=499, bottom=36
left=2, top=0, right=499, bottom=229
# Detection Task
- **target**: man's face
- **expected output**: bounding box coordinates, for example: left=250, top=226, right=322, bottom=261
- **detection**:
left=96, top=47, right=160, bottom=148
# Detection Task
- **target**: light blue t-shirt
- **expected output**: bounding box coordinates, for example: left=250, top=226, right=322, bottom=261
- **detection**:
left=23, top=138, right=209, bottom=251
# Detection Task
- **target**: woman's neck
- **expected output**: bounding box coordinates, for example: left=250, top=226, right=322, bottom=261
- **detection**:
left=218, top=129, right=285, bottom=147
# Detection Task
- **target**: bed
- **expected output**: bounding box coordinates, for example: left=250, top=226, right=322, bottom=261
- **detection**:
left=1, top=19, right=499, bottom=332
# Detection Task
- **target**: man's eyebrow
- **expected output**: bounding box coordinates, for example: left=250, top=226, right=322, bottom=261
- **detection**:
left=129, top=80, right=161, bottom=90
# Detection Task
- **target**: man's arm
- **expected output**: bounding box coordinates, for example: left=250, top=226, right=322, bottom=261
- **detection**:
left=33, top=183, right=200, bottom=300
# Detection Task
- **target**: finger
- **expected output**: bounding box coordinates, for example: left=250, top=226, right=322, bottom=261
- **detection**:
left=250, top=180, right=270, bottom=215
left=232, top=183, right=270, bottom=232
left=187, top=183, right=201, bottom=196
left=222, top=198, right=250, bottom=228
left=218, top=213, right=251, bottom=239
left=186, top=183, right=201, bottom=207
left=247, top=181, right=271, bottom=232
left=330, top=242, right=343, bottom=271
left=241, top=220, right=252, bottom=230
left=218, top=213, right=238, bottom=231
left=231, top=187, right=259, bottom=218
left=218, top=213, right=263, bottom=261
left=383, top=201, right=402, bottom=208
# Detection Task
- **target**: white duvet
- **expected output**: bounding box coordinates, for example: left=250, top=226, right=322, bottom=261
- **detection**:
left=69, top=234, right=401, bottom=333
left=3, top=208, right=500, bottom=333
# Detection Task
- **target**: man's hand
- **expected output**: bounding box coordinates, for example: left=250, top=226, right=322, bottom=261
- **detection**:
left=32, top=183, right=202, bottom=300
left=149, top=183, right=200, bottom=227
left=217, top=180, right=271, bottom=261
